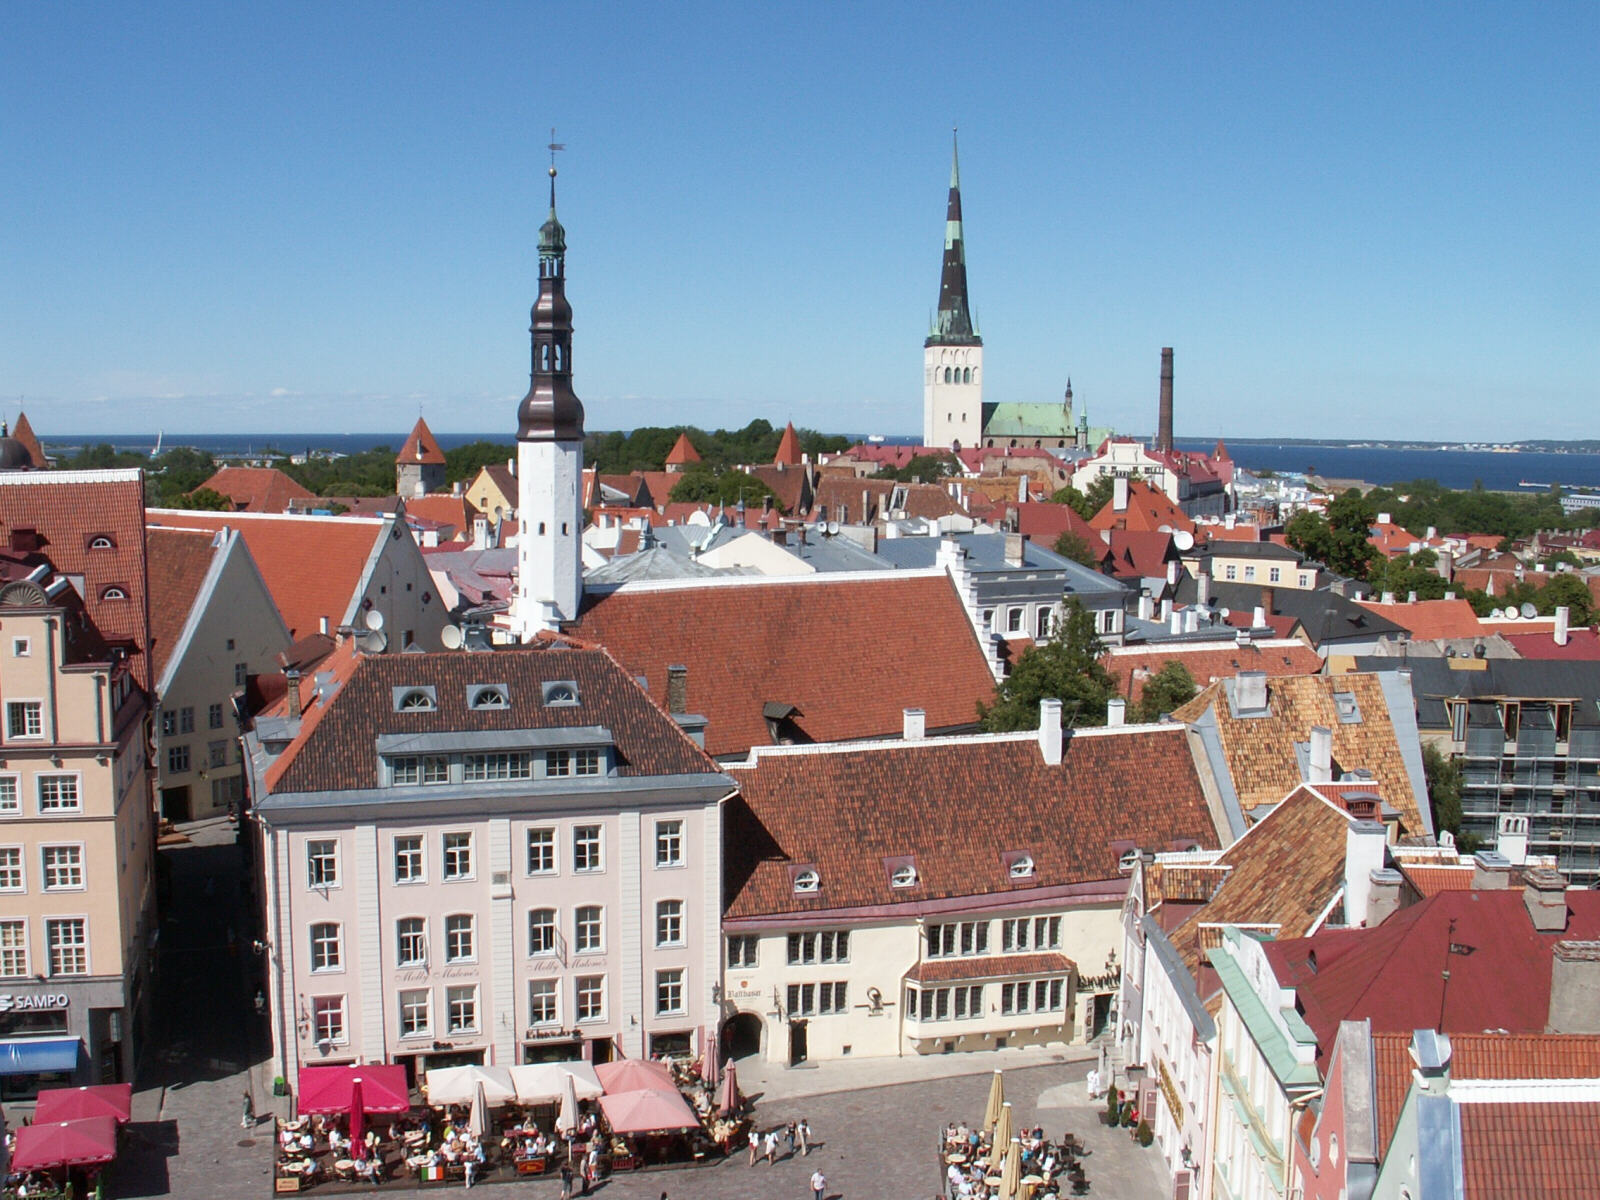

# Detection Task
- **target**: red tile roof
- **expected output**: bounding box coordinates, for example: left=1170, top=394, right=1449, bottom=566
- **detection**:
left=723, top=724, right=1219, bottom=919
left=745, top=464, right=810, bottom=515
left=146, top=510, right=385, bottom=641
left=906, top=953, right=1075, bottom=983
left=1014, top=502, right=1102, bottom=552
left=1354, top=598, right=1484, bottom=641
left=197, top=466, right=317, bottom=513
left=635, top=471, right=680, bottom=510
left=1103, top=640, right=1324, bottom=705
left=1503, top=628, right=1600, bottom=660
left=1090, top=479, right=1196, bottom=536
left=1264, top=890, right=1600, bottom=1068
left=397, top=417, right=446, bottom=466
left=10, top=412, right=46, bottom=468
left=664, top=432, right=701, bottom=467
left=1458, top=1101, right=1600, bottom=1199
left=404, top=495, right=474, bottom=538
left=810, top=477, right=962, bottom=524
left=1395, top=863, right=1476, bottom=897
left=0, top=472, right=151, bottom=685
left=146, top=527, right=220, bottom=682
left=571, top=574, right=998, bottom=758
left=773, top=422, right=802, bottom=467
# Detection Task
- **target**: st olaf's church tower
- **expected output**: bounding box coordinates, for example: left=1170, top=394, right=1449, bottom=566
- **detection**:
left=923, top=131, right=984, bottom=450
left=510, top=163, right=586, bottom=638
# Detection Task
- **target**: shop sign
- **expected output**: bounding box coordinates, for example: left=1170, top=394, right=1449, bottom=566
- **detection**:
left=525, top=1026, right=578, bottom=1042
left=0, top=993, right=69, bottom=1013
left=1157, top=1059, right=1185, bottom=1125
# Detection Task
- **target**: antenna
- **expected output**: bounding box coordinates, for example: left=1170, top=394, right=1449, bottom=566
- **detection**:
left=548, top=127, right=565, bottom=170
left=440, top=625, right=464, bottom=651
left=364, top=608, right=385, bottom=632
left=357, top=629, right=387, bottom=654
left=1520, top=602, right=1538, bottom=619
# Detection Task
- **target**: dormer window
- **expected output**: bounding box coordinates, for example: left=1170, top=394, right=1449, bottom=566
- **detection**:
left=88, top=535, right=115, bottom=550
left=1118, top=850, right=1140, bottom=874
left=393, top=686, right=437, bottom=712
left=1333, top=692, right=1362, bottom=724
left=890, top=864, right=918, bottom=889
left=469, top=685, right=508, bottom=709
left=542, top=681, right=579, bottom=706
left=1008, top=853, right=1035, bottom=879
left=793, top=868, right=819, bottom=894
left=100, top=586, right=128, bottom=600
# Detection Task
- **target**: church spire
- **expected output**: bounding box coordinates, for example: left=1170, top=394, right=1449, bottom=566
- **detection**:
left=927, top=129, right=980, bottom=347
left=518, top=163, right=584, bottom=442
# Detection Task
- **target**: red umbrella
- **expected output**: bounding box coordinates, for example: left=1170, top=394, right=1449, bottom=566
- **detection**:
left=594, top=1059, right=675, bottom=1095
left=349, top=1080, right=366, bottom=1162
left=34, top=1084, right=134, bottom=1126
left=717, top=1059, right=739, bottom=1117
left=597, top=1088, right=699, bottom=1134
left=10, top=1116, right=118, bottom=1172
left=298, top=1065, right=410, bottom=1114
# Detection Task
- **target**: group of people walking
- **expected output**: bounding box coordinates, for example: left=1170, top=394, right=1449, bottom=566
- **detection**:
left=747, top=1117, right=814, bottom=1164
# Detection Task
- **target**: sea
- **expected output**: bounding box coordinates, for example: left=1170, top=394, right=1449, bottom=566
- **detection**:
left=39, top=431, right=1600, bottom=495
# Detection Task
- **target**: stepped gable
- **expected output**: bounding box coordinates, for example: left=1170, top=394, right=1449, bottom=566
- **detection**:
left=267, top=643, right=714, bottom=794
left=723, top=723, right=1217, bottom=919
left=571, top=573, right=996, bottom=758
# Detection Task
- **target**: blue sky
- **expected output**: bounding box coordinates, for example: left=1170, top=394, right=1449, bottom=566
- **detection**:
left=2, top=2, right=1594, bottom=440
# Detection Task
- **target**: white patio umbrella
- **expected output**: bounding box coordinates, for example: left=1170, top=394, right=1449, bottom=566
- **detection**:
left=468, top=1082, right=488, bottom=1139
left=555, top=1069, right=579, bottom=1137
left=424, top=1064, right=517, bottom=1107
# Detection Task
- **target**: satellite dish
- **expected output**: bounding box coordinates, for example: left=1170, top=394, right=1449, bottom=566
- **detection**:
left=440, top=625, right=464, bottom=650
left=1173, top=530, right=1195, bottom=551
left=364, top=608, right=385, bottom=631
left=358, top=630, right=387, bottom=653
left=1219, top=607, right=1231, bottom=619
left=1503, top=609, right=1518, bottom=621
left=1489, top=608, right=1503, bottom=619
left=828, top=521, right=841, bottom=536
left=1520, top=602, right=1538, bottom=619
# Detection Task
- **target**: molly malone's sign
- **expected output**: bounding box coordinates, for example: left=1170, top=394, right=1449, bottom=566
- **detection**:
left=0, top=993, right=70, bottom=1013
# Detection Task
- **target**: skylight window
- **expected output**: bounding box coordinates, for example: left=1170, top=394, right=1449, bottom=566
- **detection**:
left=1008, top=854, right=1035, bottom=879
left=793, top=868, right=819, bottom=894
left=393, top=686, right=438, bottom=712
left=890, top=864, right=918, bottom=888
left=469, top=685, right=508, bottom=709
left=542, top=681, right=580, bottom=706
left=1333, top=692, right=1362, bottom=724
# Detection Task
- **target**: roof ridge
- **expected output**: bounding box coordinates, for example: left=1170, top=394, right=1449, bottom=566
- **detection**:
left=148, top=508, right=389, bottom=526
left=725, top=719, right=1187, bottom=769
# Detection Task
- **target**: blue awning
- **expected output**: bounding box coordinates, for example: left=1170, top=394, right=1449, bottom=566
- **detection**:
left=0, top=1038, right=81, bottom=1075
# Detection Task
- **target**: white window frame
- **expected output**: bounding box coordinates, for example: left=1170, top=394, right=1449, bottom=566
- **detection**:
left=0, top=773, right=19, bottom=816
left=11, top=637, right=30, bottom=658
left=312, top=995, right=347, bottom=1045
left=37, top=773, right=82, bottom=815
left=40, top=844, right=85, bottom=892
left=395, top=917, right=427, bottom=968
left=310, top=922, right=343, bottom=973
left=527, top=908, right=558, bottom=957
left=443, top=913, right=476, bottom=964
left=208, top=702, right=225, bottom=730
left=442, top=832, right=474, bottom=881
left=45, top=916, right=88, bottom=977
left=306, top=839, right=339, bottom=889
left=6, top=700, right=43, bottom=741
left=446, top=984, right=479, bottom=1034
left=526, top=826, right=556, bottom=875
left=527, top=979, right=558, bottom=1027
left=398, top=988, right=431, bottom=1039
left=167, top=742, right=190, bottom=774
left=0, top=917, right=28, bottom=978
left=0, top=845, right=24, bottom=892
left=656, top=899, right=683, bottom=947
left=394, top=835, right=425, bottom=884
left=574, top=905, right=604, bottom=954
left=574, top=975, right=605, bottom=1023
left=573, top=825, right=603, bottom=873
left=655, top=968, right=685, bottom=1016
left=654, top=819, right=684, bottom=868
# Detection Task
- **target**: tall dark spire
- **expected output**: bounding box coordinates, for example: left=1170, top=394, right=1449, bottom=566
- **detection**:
left=926, top=129, right=980, bottom=348
left=518, top=164, right=585, bottom=441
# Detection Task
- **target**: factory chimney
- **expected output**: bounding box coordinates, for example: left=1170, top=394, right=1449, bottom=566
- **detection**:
left=1157, top=347, right=1174, bottom=452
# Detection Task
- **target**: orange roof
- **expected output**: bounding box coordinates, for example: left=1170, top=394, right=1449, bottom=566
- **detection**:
left=10, top=412, right=46, bottom=468
left=1103, top=640, right=1323, bottom=705
left=404, top=494, right=474, bottom=537
left=664, top=432, right=701, bottom=467
left=1090, top=478, right=1197, bottom=536
left=146, top=527, right=220, bottom=682
left=571, top=574, right=997, bottom=757
left=396, top=417, right=446, bottom=466
left=147, top=509, right=385, bottom=641
left=1395, top=863, right=1476, bottom=897
left=1354, top=597, right=1484, bottom=640
left=197, top=465, right=317, bottom=513
left=773, top=422, right=802, bottom=467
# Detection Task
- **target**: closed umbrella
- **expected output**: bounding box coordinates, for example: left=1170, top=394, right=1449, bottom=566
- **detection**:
left=555, top=1070, right=579, bottom=1136
left=1000, top=1136, right=1023, bottom=1200
left=717, top=1058, right=739, bottom=1117
left=989, top=1101, right=1014, bottom=1172
left=349, top=1080, right=367, bottom=1162
left=468, top=1081, right=488, bottom=1140
left=983, top=1069, right=1005, bottom=1132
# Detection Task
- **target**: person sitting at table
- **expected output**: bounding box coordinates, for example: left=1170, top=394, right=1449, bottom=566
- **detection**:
left=329, top=1126, right=347, bottom=1153
left=948, top=1161, right=965, bottom=1196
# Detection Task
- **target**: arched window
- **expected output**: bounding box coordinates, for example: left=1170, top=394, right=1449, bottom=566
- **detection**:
left=101, top=586, right=127, bottom=600
left=963, top=367, right=972, bottom=384
left=793, top=868, right=819, bottom=894
left=891, top=864, right=918, bottom=888
left=399, top=690, right=435, bottom=712
left=943, top=367, right=952, bottom=383
left=470, top=687, right=507, bottom=709
left=89, top=536, right=115, bottom=550
left=1009, top=854, right=1035, bottom=879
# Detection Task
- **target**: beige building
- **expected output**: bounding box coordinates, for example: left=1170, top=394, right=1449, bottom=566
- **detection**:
left=0, top=469, right=157, bottom=1097
left=718, top=706, right=1225, bottom=1066
left=148, top=526, right=292, bottom=822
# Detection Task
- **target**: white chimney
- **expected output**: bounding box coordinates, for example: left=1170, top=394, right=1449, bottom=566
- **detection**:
left=1555, top=606, right=1570, bottom=647
left=1496, top=814, right=1529, bottom=865
left=1225, top=512, right=1236, bottom=530
left=1407, top=590, right=1418, bottom=604
left=1039, top=699, right=1063, bottom=766
left=903, top=708, right=926, bottom=741
left=319, top=615, right=330, bottom=636
left=1381, top=591, right=1396, bottom=605
left=1197, top=572, right=1211, bottom=606
left=1310, top=725, right=1334, bottom=783
left=1236, top=626, right=1250, bottom=646
left=1166, top=560, right=1180, bottom=586
left=1343, top=818, right=1388, bottom=927
left=1160, top=598, right=1173, bottom=622
left=1107, top=698, right=1126, bottom=727
left=1252, top=605, right=1267, bottom=628
left=1426, top=526, right=1438, bottom=540
left=1184, top=608, right=1199, bottom=633
left=1169, top=609, right=1183, bottom=636
left=1113, top=475, right=1130, bottom=512
left=1377, top=511, right=1392, bottom=525
left=1138, top=593, right=1155, bottom=621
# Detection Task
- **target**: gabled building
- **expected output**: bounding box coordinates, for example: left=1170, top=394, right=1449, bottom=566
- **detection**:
left=194, top=465, right=317, bottom=514
left=719, top=709, right=1223, bottom=1066
left=147, top=526, right=291, bottom=821
left=146, top=510, right=448, bottom=651
left=396, top=417, right=447, bottom=498
left=247, top=641, right=734, bottom=1086
left=464, top=460, right=517, bottom=526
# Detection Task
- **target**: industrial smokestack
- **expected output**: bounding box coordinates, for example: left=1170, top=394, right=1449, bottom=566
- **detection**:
left=1157, top=347, right=1174, bottom=452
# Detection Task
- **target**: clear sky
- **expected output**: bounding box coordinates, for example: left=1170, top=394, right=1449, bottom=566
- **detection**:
left=3, top=2, right=1595, bottom=441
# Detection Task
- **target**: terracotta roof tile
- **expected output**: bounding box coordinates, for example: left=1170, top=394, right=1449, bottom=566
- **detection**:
left=664, top=432, right=701, bottom=467
left=906, top=952, right=1075, bottom=983
left=1503, top=629, right=1600, bottom=660
left=147, top=509, right=386, bottom=641
left=1013, top=502, right=1102, bottom=552
left=146, top=527, right=221, bottom=682
left=772, top=423, right=802, bottom=467
left=1090, top=480, right=1196, bottom=536
left=1459, top=1101, right=1600, bottom=1199
left=723, top=725, right=1219, bottom=919
left=1354, top=598, right=1485, bottom=641
left=1396, top=863, right=1477, bottom=897
left=810, top=477, right=962, bottom=524
left=267, top=643, right=715, bottom=794
left=571, top=574, right=997, bottom=758
left=9, top=412, right=46, bottom=468
left=0, top=473, right=151, bottom=685
left=1103, top=640, right=1323, bottom=704
left=197, top=466, right=317, bottom=513
left=397, top=417, right=446, bottom=466
left=1172, top=673, right=1429, bottom=835
left=404, top=495, right=474, bottom=537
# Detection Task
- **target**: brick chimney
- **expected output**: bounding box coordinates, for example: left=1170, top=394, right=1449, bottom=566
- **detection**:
left=1157, top=347, right=1174, bottom=452
left=1259, top=587, right=1276, bottom=617
left=1523, top=867, right=1569, bottom=933
left=665, top=664, right=689, bottom=716
left=1547, top=941, right=1600, bottom=1034
left=1471, top=850, right=1512, bottom=889
left=285, top=669, right=303, bottom=719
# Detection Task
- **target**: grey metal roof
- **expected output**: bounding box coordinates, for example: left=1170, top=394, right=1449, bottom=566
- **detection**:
left=873, top=534, right=1125, bottom=597
left=1355, top=656, right=1600, bottom=731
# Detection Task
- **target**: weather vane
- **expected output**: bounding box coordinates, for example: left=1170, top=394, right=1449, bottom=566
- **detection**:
left=548, top=127, right=565, bottom=172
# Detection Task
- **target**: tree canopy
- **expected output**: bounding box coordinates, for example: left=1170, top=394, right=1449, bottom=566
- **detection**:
left=1050, top=475, right=1113, bottom=522
left=1130, top=660, right=1198, bottom=724
left=585, top=420, right=848, bottom=475
left=666, top=467, right=778, bottom=509
left=1285, top=489, right=1379, bottom=580
left=876, top=453, right=958, bottom=483
left=978, top=599, right=1115, bottom=731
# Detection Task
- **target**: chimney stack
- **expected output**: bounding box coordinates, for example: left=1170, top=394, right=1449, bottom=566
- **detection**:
left=903, top=708, right=926, bottom=740
left=1157, top=347, right=1174, bottom=452
left=1197, top=572, right=1212, bottom=606
left=1343, top=819, right=1388, bottom=926
left=1547, top=941, right=1600, bottom=1034
left=1252, top=605, right=1268, bottom=628
left=1166, top=560, right=1180, bottom=587
left=1310, top=726, right=1334, bottom=783
left=1367, top=868, right=1404, bottom=927
left=1038, top=699, right=1063, bottom=766
left=1138, top=592, right=1155, bottom=622
left=1496, top=814, right=1529, bottom=865
left=1259, top=586, right=1276, bottom=616
left=665, top=664, right=689, bottom=716
left=1555, top=605, right=1570, bottom=647
left=1005, top=532, right=1026, bottom=567
left=1523, top=868, right=1570, bottom=933
left=1169, top=609, right=1183, bottom=636
left=1471, top=850, right=1513, bottom=890
left=285, top=669, right=303, bottom=719
left=1107, top=698, right=1126, bottom=727
left=319, top=615, right=330, bottom=636
left=1113, top=475, right=1130, bottom=513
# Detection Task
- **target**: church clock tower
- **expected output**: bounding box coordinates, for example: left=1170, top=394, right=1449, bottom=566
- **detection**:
left=923, top=131, right=984, bottom=450
left=510, top=163, right=586, bottom=638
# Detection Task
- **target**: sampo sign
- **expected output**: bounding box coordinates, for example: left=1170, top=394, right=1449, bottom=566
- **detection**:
left=0, top=993, right=69, bottom=1013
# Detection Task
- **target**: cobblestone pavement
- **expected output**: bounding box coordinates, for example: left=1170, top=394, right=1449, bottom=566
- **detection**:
left=110, top=819, right=1166, bottom=1198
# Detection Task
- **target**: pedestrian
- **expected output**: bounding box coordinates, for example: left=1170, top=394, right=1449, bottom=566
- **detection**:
left=785, top=1121, right=797, bottom=1157
left=810, top=1167, right=826, bottom=1200
left=798, top=1116, right=812, bottom=1156
left=748, top=1126, right=760, bottom=1166
left=240, top=1090, right=254, bottom=1129
left=559, top=1162, right=573, bottom=1200
left=765, top=1128, right=778, bottom=1164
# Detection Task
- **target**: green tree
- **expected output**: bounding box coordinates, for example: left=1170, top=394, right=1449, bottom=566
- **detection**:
left=1536, top=572, right=1595, bottom=624
left=1131, top=661, right=1198, bottom=723
left=878, top=453, right=957, bottom=483
left=1421, top=742, right=1466, bottom=846
left=1284, top=509, right=1335, bottom=566
left=167, top=486, right=231, bottom=511
left=1324, top=489, right=1380, bottom=580
left=978, top=599, right=1115, bottom=731
left=667, top=467, right=778, bottom=510
left=445, top=440, right=516, bottom=486
left=1052, top=530, right=1100, bottom=568
left=1049, top=477, right=1114, bottom=521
